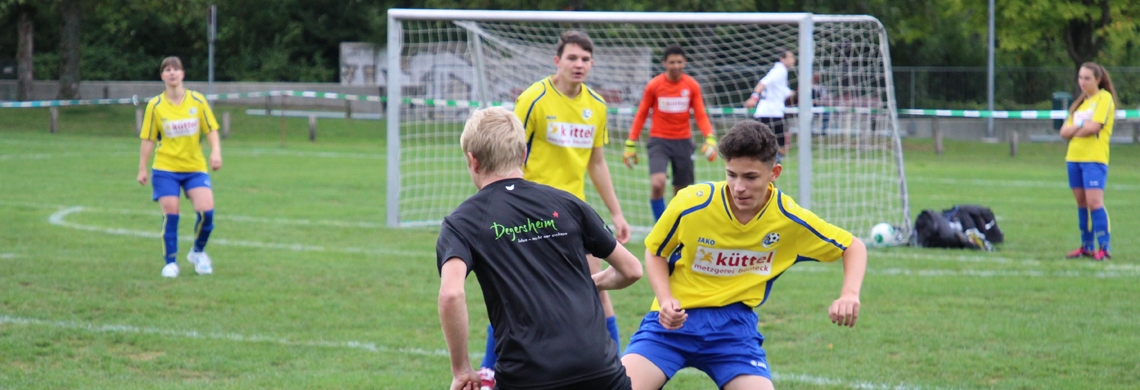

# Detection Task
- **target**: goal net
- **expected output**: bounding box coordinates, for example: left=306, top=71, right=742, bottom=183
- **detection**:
left=385, top=10, right=910, bottom=241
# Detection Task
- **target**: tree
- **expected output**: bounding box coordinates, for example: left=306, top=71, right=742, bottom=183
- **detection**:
left=56, top=0, right=81, bottom=99
left=15, top=1, right=34, bottom=101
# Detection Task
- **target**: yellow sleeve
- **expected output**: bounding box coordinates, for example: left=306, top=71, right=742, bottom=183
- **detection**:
left=139, top=97, right=160, bottom=141
left=514, top=83, right=546, bottom=141
left=594, top=107, right=608, bottom=147
left=1092, top=91, right=1114, bottom=125
left=781, top=198, right=853, bottom=262
left=196, top=92, right=220, bottom=132
left=645, top=184, right=711, bottom=257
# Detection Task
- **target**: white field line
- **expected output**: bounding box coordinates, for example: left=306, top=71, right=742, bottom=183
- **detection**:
left=908, top=177, right=1140, bottom=191
left=1, top=200, right=390, bottom=229
left=46, top=206, right=430, bottom=258
left=0, top=149, right=383, bottom=161
left=0, top=314, right=929, bottom=389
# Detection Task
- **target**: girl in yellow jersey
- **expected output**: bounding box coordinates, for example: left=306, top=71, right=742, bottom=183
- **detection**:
left=137, top=57, right=222, bottom=278
left=1060, top=62, right=1116, bottom=261
left=621, top=121, right=867, bottom=390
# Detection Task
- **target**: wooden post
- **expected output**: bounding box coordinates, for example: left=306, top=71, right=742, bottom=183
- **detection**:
left=135, top=108, right=143, bottom=134
left=50, top=107, right=59, bottom=134
left=1009, top=129, right=1018, bottom=157
left=279, top=95, right=287, bottom=147
left=933, top=116, right=943, bottom=156
left=222, top=111, right=231, bottom=139
left=309, top=115, right=317, bottom=142
left=345, top=99, right=352, bottom=119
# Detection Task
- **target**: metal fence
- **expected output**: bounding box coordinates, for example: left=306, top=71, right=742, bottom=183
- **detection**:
left=893, top=66, right=1140, bottom=110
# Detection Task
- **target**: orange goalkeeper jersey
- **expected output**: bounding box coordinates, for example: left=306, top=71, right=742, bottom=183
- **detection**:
left=629, top=73, right=713, bottom=141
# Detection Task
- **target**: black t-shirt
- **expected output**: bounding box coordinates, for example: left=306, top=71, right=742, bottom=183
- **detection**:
left=436, top=178, right=621, bottom=389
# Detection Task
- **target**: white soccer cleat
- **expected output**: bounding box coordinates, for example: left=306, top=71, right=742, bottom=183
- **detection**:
left=161, top=263, right=179, bottom=278
left=187, top=250, right=213, bottom=275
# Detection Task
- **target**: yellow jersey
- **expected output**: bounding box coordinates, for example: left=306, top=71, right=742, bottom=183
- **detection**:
left=140, top=90, right=219, bottom=173
left=514, top=76, right=609, bottom=200
left=644, top=182, right=853, bottom=311
left=1065, top=89, right=1114, bottom=165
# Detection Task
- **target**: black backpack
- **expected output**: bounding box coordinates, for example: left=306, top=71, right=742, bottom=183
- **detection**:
left=914, top=205, right=1002, bottom=250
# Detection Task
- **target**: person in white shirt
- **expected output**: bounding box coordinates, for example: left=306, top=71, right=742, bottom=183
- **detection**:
left=744, top=50, right=795, bottom=161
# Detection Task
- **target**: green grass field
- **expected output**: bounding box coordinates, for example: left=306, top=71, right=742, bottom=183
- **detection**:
left=2, top=105, right=1138, bottom=389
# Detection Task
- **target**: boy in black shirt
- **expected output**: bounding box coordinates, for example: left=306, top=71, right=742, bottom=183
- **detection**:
left=437, top=107, right=643, bottom=390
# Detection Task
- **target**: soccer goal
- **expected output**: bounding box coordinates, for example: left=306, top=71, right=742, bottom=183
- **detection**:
left=385, top=9, right=910, bottom=240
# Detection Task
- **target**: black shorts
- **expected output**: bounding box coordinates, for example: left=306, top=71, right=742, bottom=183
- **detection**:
left=497, top=369, right=632, bottom=390
left=756, top=117, right=787, bottom=148
left=647, top=137, right=696, bottom=187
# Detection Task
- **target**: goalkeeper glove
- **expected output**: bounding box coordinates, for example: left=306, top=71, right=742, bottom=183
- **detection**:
left=700, top=135, right=717, bottom=162
left=623, top=139, right=639, bottom=168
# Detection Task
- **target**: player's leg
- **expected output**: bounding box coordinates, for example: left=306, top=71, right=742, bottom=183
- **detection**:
left=1066, top=162, right=1093, bottom=258
left=588, top=254, right=621, bottom=348
left=478, top=324, right=498, bottom=389
left=1081, top=163, right=1110, bottom=259
left=724, top=375, right=775, bottom=390
left=670, top=138, right=696, bottom=195
left=622, top=311, right=691, bottom=390
left=152, top=170, right=182, bottom=277
left=185, top=173, right=215, bottom=274
left=647, top=138, right=669, bottom=221
left=758, top=118, right=786, bottom=162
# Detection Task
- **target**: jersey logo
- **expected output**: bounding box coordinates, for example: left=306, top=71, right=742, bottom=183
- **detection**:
left=506, top=185, right=515, bottom=191
left=582, top=108, right=593, bottom=120
left=693, top=246, right=774, bottom=276
left=681, top=89, right=690, bottom=97
left=762, top=232, right=781, bottom=248
left=489, top=217, right=559, bottom=242
left=189, top=107, right=198, bottom=115
left=657, top=97, right=691, bottom=114
left=162, top=118, right=200, bottom=138
left=697, top=237, right=715, bottom=246
left=546, top=122, right=596, bottom=149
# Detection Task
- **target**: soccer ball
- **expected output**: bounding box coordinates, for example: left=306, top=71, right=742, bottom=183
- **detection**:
left=870, top=223, right=898, bottom=246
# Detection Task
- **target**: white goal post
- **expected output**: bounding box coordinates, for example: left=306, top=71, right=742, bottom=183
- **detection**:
left=385, top=9, right=911, bottom=240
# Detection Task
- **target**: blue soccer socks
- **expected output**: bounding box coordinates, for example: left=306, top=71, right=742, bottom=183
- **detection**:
left=1091, top=207, right=1110, bottom=252
left=481, top=324, right=498, bottom=369
left=607, top=316, right=621, bottom=353
left=650, top=198, right=666, bottom=222
left=193, top=210, right=214, bottom=252
left=163, top=214, right=179, bottom=264
left=1078, top=207, right=1094, bottom=251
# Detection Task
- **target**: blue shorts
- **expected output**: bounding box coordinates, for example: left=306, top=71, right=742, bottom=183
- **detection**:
left=1067, top=162, right=1108, bottom=190
left=624, top=303, right=770, bottom=388
left=152, top=170, right=211, bottom=201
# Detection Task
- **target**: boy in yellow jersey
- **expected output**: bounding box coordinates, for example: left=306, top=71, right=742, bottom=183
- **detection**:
left=138, top=56, right=222, bottom=278
left=621, top=121, right=867, bottom=390
left=1060, top=62, right=1116, bottom=261
left=469, top=31, right=631, bottom=390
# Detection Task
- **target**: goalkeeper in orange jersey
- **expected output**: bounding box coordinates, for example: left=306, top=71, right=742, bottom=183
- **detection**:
left=624, top=45, right=717, bottom=221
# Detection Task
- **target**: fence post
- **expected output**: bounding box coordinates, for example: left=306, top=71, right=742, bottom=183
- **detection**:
left=50, top=107, right=59, bottom=134
left=1133, top=122, right=1139, bottom=144
left=279, top=95, right=287, bottom=147
left=222, top=111, right=231, bottom=139
left=345, top=99, right=352, bottom=119
left=135, top=108, right=143, bottom=134
left=1009, top=129, right=1018, bottom=157
left=103, top=86, right=109, bottom=99
left=265, top=95, right=272, bottom=115
left=933, top=116, right=943, bottom=156
left=309, top=115, right=317, bottom=142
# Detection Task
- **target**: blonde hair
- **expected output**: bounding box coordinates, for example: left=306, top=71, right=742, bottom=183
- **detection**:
left=160, top=56, right=183, bottom=73
left=1069, top=62, right=1118, bottom=115
left=460, top=107, right=527, bottom=176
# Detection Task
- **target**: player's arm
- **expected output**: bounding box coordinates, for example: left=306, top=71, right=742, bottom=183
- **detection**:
left=200, top=95, right=223, bottom=171
left=138, top=100, right=159, bottom=185
left=829, top=237, right=866, bottom=328
left=690, top=83, right=717, bottom=161
left=592, top=243, right=643, bottom=290
left=625, top=83, right=656, bottom=168
left=645, top=249, right=686, bottom=330
left=587, top=147, right=630, bottom=244
left=1073, top=95, right=1112, bottom=138
left=438, top=258, right=481, bottom=390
